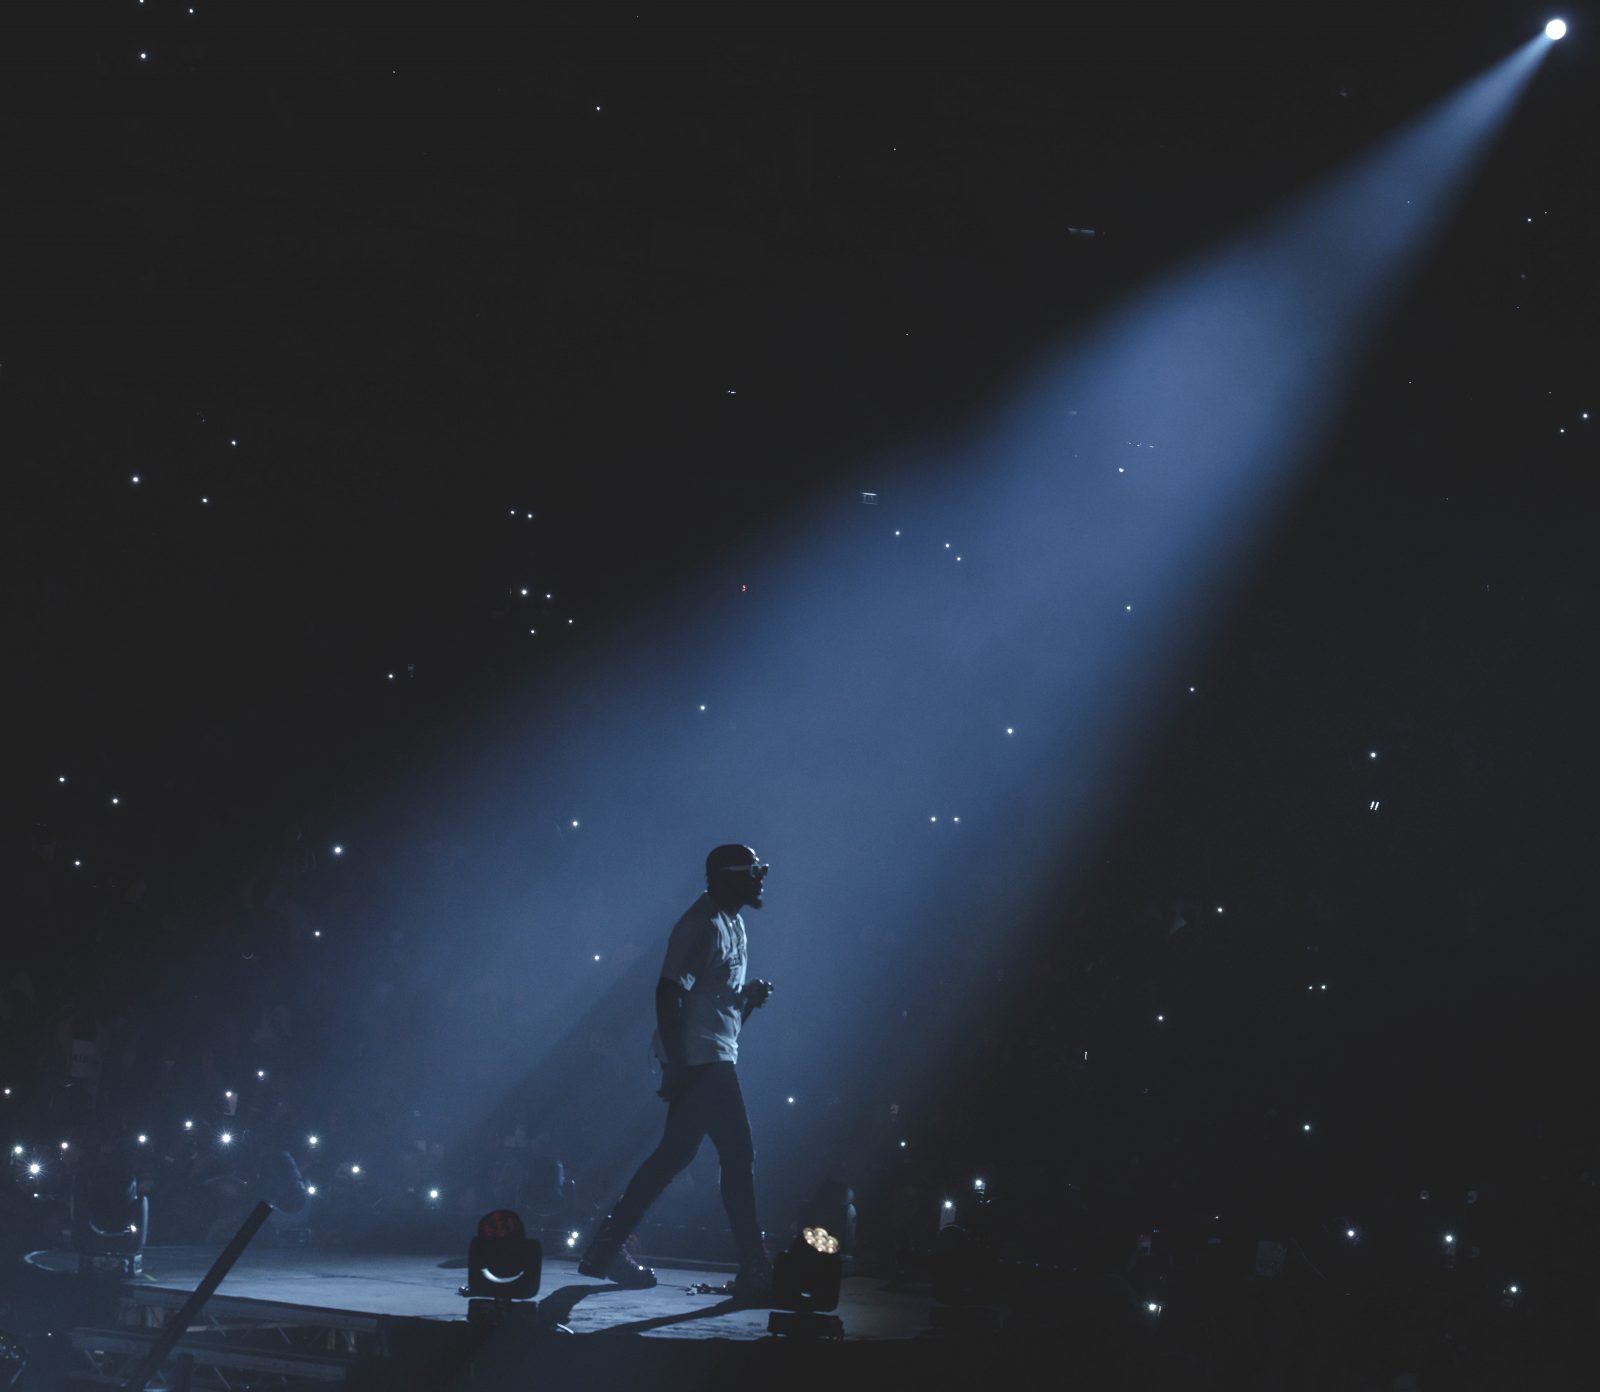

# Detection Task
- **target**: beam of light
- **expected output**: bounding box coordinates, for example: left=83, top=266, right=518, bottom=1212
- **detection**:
left=366, top=38, right=1552, bottom=1186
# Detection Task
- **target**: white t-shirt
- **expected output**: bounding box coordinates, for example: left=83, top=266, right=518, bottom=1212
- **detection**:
left=651, top=892, right=747, bottom=1067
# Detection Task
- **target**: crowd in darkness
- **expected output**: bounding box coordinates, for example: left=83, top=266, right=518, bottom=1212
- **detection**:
left=3, top=718, right=1593, bottom=1389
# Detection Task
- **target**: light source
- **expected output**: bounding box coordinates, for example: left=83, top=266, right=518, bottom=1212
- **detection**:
left=72, top=1162, right=147, bottom=1278
left=768, top=1225, right=844, bottom=1338
left=460, top=1209, right=541, bottom=1303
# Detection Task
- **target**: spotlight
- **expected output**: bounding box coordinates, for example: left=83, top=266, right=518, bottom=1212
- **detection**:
left=307, top=1184, right=318, bottom=1196
left=27, top=1163, right=42, bottom=1177
left=136, top=1134, right=148, bottom=1146
left=428, top=1188, right=441, bottom=1201
left=219, top=1132, right=233, bottom=1147
left=307, top=1134, right=320, bottom=1148
left=461, top=1209, right=541, bottom=1302
left=350, top=1164, right=361, bottom=1175
left=1545, top=18, right=1566, bottom=40
left=182, top=1120, right=194, bottom=1131
left=769, top=1225, right=844, bottom=1334
left=10, top=1146, right=21, bottom=1156
left=566, top=1230, right=579, bottom=1248
left=73, top=1161, right=147, bottom=1277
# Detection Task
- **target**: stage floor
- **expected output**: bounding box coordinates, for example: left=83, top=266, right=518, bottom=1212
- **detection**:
left=28, top=1246, right=933, bottom=1341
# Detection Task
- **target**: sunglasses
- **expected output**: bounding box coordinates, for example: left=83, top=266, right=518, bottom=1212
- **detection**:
left=715, top=862, right=769, bottom=880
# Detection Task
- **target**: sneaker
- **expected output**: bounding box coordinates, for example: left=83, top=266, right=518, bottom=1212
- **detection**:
left=730, top=1258, right=774, bottom=1307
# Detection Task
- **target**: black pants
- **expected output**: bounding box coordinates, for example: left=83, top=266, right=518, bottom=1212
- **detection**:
left=611, top=1061, right=763, bottom=1266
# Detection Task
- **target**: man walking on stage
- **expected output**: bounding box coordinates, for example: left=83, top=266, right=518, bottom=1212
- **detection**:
left=579, top=844, right=777, bottom=1303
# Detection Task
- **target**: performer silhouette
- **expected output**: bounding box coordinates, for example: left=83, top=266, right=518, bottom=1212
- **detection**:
left=578, top=844, right=776, bottom=1302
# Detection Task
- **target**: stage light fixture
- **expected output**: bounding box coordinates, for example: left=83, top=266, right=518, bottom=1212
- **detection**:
left=768, top=1225, right=844, bottom=1335
left=73, top=1163, right=147, bottom=1277
left=1545, top=18, right=1566, bottom=40
left=460, top=1209, right=542, bottom=1303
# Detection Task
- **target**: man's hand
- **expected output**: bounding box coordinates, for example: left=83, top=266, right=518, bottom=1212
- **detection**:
left=741, top=980, right=774, bottom=1019
left=656, top=1062, right=689, bottom=1104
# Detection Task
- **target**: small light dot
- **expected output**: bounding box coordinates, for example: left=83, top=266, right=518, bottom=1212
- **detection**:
left=699, top=704, right=707, bottom=711
left=593, top=954, right=601, bottom=962
left=131, top=475, right=141, bottom=485
left=332, top=844, right=343, bottom=856
left=787, top=1096, right=795, bottom=1104
left=571, top=820, right=579, bottom=828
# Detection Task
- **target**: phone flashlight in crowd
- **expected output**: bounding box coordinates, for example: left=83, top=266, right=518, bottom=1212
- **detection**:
left=428, top=1189, right=441, bottom=1202
left=183, top=1120, right=194, bottom=1131
left=566, top=1231, right=579, bottom=1248
left=219, top=1132, right=233, bottom=1147
left=350, top=1164, right=361, bottom=1175
left=972, top=1177, right=987, bottom=1199
left=307, top=1135, right=320, bottom=1148
left=136, top=1134, right=148, bottom=1146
